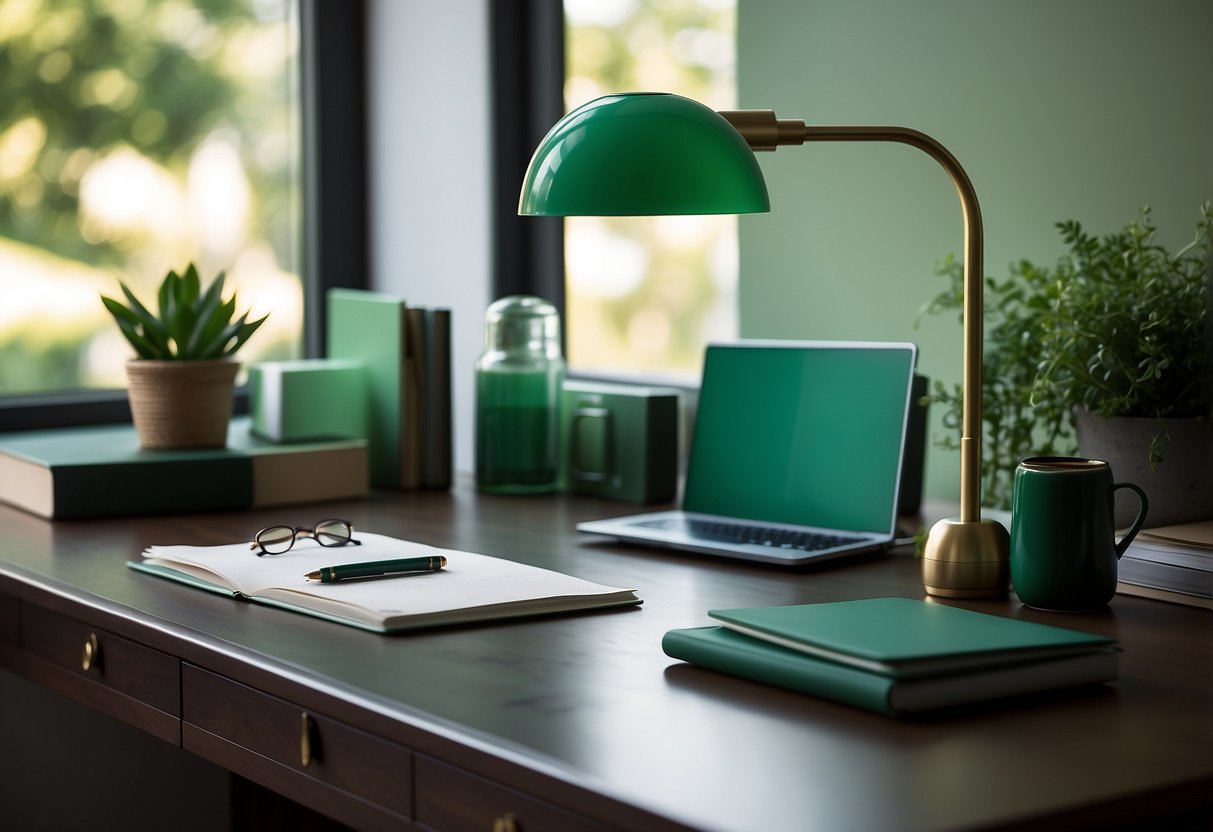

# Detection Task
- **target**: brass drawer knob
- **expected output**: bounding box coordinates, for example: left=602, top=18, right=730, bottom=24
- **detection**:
left=81, top=632, right=100, bottom=671
left=493, top=812, right=519, bottom=832
left=300, top=711, right=315, bottom=767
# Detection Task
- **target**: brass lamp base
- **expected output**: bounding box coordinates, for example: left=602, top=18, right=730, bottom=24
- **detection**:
left=921, top=517, right=1010, bottom=598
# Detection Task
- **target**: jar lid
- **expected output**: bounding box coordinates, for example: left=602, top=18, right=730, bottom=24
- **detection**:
left=484, top=295, right=561, bottom=353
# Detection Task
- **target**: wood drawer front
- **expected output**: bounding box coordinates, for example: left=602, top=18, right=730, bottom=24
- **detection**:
left=19, top=603, right=180, bottom=742
left=183, top=664, right=413, bottom=821
left=0, top=593, right=16, bottom=645
left=416, top=755, right=611, bottom=832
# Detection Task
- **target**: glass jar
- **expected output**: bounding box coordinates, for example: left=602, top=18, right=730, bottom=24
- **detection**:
left=475, top=296, right=565, bottom=494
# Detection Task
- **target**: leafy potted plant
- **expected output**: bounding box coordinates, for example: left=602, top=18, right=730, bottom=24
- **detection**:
left=102, top=264, right=268, bottom=449
left=919, top=202, right=1211, bottom=525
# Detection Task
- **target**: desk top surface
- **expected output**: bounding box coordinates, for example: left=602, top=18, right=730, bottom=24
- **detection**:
left=0, top=485, right=1209, bottom=832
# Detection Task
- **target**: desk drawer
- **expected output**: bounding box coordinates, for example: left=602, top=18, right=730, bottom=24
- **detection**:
left=416, top=755, right=611, bottom=832
left=183, top=664, right=413, bottom=828
left=0, top=593, right=16, bottom=645
left=19, top=603, right=180, bottom=743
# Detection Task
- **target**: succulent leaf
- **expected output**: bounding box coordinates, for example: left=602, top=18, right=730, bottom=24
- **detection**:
left=100, top=264, right=267, bottom=361
left=226, top=312, right=268, bottom=355
left=181, top=263, right=201, bottom=307
left=157, top=270, right=177, bottom=322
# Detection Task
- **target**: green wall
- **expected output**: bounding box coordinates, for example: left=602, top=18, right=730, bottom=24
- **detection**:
left=737, top=0, right=1213, bottom=501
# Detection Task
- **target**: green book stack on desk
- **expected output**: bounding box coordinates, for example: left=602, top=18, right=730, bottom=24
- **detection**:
left=0, top=416, right=368, bottom=519
left=663, top=598, right=1119, bottom=717
left=327, top=289, right=452, bottom=490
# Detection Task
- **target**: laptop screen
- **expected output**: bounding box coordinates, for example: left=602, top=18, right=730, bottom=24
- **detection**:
left=683, top=341, right=916, bottom=534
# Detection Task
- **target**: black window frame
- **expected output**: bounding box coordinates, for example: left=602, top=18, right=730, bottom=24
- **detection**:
left=489, top=1, right=707, bottom=387
left=0, top=0, right=368, bottom=432
left=490, top=0, right=566, bottom=318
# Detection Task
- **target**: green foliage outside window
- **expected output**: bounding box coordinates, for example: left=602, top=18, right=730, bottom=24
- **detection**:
left=564, top=0, right=737, bottom=376
left=0, top=0, right=299, bottom=394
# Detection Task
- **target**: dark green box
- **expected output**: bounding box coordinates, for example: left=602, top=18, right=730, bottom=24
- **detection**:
left=560, top=380, right=680, bottom=503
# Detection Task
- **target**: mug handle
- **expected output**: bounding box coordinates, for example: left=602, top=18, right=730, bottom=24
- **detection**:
left=1112, top=482, right=1149, bottom=558
left=570, top=406, right=613, bottom=483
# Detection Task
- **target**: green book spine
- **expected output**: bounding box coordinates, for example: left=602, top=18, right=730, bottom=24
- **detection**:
left=53, top=458, right=252, bottom=519
left=327, top=288, right=408, bottom=488
left=420, top=308, right=452, bottom=489
left=663, top=626, right=898, bottom=716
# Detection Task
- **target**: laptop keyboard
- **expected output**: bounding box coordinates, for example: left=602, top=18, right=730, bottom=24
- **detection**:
left=635, top=518, right=867, bottom=552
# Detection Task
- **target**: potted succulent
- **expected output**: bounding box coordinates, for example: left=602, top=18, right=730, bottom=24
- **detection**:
left=102, top=264, right=267, bottom=449
left=919, top=202, right=1211, bottom=525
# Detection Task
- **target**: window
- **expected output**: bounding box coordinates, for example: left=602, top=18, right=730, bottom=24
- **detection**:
left=563, top=0, right=737, bottom=378
left=0, top=0, right=364, bottom=429
left=0, top=0, right=301, bottom=392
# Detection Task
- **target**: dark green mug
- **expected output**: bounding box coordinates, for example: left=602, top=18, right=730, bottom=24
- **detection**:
left=1010, top=457, right=1149, bottom=611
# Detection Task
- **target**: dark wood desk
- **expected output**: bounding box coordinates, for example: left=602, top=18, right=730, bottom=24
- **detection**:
left=0, top=485, right=1209, bottom=831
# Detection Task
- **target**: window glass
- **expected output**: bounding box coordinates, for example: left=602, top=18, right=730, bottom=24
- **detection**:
left=564, top=0, right=737, bottom=379
left=0, top=0, right=301, bottom=395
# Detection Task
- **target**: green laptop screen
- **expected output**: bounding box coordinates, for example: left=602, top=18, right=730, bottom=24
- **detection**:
left=683, top=342, right=916, bottom=534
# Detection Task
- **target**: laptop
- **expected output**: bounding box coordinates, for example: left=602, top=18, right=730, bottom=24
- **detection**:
left=577, top=340, right=918, bottom=565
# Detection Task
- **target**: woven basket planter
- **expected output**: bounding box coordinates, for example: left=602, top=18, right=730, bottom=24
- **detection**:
left=126, top=359, right=240, bottom=449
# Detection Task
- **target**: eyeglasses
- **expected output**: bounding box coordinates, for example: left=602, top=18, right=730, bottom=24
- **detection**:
left=250, top=519, right=362, bottom=556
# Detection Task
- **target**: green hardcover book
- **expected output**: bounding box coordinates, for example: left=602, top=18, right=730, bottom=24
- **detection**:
left=663, top=598, right=1119, bottom=716
left=0, top=417, right=368, bottom=519
left=327, top=289, right=413, bottom=488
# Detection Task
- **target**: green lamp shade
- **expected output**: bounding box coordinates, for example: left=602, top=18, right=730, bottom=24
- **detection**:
left=518, top=92, right=770, bottom=217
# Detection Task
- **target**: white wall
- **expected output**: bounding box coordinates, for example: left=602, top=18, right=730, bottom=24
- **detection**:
left=366, top=0, right=492, bottom=475
left=738, top=0, right=1213, bottom=501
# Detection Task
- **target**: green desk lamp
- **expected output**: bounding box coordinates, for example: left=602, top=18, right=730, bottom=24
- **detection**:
left=518, top=92, right=1008, bottom=598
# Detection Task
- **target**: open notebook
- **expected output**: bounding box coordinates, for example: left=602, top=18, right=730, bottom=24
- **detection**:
left=578, top=341, right=917, bottom=565
left=131, top=532, right=640, bottom=632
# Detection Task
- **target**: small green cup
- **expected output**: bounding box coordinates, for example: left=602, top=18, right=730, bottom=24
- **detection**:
left=1010, top=457, right=1148, bottom=611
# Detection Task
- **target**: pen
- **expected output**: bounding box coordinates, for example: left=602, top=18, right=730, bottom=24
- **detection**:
left=304, top=556, right=447, bottom=583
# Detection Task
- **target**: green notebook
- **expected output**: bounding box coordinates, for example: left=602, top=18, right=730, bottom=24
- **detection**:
left=663, top=598, right=1119, bottom=716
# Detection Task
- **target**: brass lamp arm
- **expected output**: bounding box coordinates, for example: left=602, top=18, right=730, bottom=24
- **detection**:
left=721, top=110, right=984, bottom=525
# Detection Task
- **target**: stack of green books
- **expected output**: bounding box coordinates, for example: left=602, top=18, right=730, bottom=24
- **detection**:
left=0, top=417, right=367, bottom=520
left=663, top=598, right=1119, bottom=717
left=327, top=289, right=451, bottom=491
